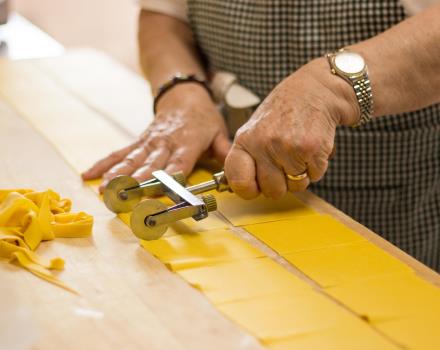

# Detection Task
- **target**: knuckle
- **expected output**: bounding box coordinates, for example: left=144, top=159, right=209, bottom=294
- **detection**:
left=295, top=136, right=320, bottom=157
left=171, top=154, right=185, bottom=166
left=168, top=152, right=194, bottom=175
left=133, top=170, right=152, bottom=182
left=310, top=164, right=328, bottom=183
left=133, top=164, right=149, bottom=175
left=234, top=127, right=252, bottom=146
left=107, top=163, right=123, bottom=174
left=265, top=134, right=291, bottom=163
left=148, top=135, right=161, bottom=147
left=230, top=180, right=257, bottom=199
left=230, top=179, right=252, bottom=192
left=140, top=129, right=152, bottom=142
left=234, top=133, right=246, bottom=147
left=124, top=157, right=135, bottom=166
left=109, top=151, right=122, bottom=161
left=310, top=173, right=323, bottom=183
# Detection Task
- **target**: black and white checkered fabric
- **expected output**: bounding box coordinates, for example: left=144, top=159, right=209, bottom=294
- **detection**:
left=188, top=0, right=440, bottom=271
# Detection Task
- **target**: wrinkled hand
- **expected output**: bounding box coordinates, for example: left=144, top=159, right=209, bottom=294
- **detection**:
left=224, top=58, right=359, bottom=199
left=82, top=84, right=231, bottom=192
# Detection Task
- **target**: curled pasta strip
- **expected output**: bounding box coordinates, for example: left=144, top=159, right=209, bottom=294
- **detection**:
left=0, top=189, right=93, bottom=292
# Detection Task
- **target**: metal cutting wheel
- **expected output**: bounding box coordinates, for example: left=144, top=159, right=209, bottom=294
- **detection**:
left=103, top=175, right=140, bottom=213
left=130, top=199, right=168, bottom=240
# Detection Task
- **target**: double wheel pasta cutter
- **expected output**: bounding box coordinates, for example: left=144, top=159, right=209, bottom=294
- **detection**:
left=104, top=170, right=229, bottom=240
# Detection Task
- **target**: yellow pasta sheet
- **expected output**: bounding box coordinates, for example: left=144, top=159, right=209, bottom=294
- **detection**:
left=266, top=322, right=400, bottom=350
left=216, top=191, right=316, bottom=226
left=177, top=257, right=313, bottom=304
left=141, top=224, right=399, bottom=347
left=140, top=229, right=264, bottom=270
left=242, top=214, right=440, bottom=348
left=245, top=214, right=366, bottom=254
left=216, top=291, right=394, bottom=345
left=375, top=314, right=440, bottom=350
left=326, top=272, right=440, bottom=323
left=284, top=241, right=413, bottom=288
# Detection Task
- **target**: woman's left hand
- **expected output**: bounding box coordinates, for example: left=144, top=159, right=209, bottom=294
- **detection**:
left=224, top=58, right=359, bottom=199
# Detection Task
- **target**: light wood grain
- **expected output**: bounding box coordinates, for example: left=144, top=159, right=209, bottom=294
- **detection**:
left=0, top=50, right=438, bottom=350
left=0, top=99, right=264, bottom=350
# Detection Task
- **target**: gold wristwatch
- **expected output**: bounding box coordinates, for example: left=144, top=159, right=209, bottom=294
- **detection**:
left=326, top=49, right=373, bottom=126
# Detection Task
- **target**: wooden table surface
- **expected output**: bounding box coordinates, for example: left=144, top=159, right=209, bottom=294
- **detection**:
left=0, top=49, right=438, bottom=350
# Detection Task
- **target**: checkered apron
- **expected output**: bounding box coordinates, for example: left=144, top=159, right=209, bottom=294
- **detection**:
left=187, top=0, right=440, bottom=271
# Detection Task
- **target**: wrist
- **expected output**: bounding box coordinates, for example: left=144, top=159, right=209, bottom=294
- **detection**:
left=155, top=82, right=213, bottom=112
left=306, top=57, right=361, bottom=126
left=154, top=74, right=212, bottom=114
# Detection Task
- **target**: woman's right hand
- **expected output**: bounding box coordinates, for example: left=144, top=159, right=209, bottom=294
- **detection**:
left=82, top=83, right=231, bottom=192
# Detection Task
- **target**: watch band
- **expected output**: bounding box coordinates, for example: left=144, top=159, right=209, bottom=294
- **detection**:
left=352, top=76, right=373, bottom=127
left=153, top=73, right=213, bottom=114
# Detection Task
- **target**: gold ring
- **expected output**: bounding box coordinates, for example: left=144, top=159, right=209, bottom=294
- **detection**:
left=286, top=171, right=308, bottom=181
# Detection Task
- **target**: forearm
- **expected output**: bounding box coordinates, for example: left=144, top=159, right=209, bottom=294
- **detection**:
left=351, top=3, right=440, bottom=117
left=138, top=10, right=206, bottom=94
left=85, top=11, right=230, bottom=186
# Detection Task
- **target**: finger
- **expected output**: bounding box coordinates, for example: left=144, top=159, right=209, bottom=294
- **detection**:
left=211, top=132, right=232, bottom=164
left=329, top=145, right=336, bottom=160
left=164, top=146, right=200, bottom=176
left=132, top=147, right=171, bottom=182
left=256, top=160, right=287, bottom=199
left=283, top=162, right=310, bottom=192
left=99, top=146, right=148, bottom=192
left=105, top=146, right=149, bottom=178
left=81, top=142, right=140, bottom=180
left=306, top=156, right=329, bottom=183
left=286, top=174, right=310, bottom=192
left=224, top=145, right=259, bottom=199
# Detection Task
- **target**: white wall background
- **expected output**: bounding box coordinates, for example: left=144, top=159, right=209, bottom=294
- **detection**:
left=12, top=0, right=140, bottom=72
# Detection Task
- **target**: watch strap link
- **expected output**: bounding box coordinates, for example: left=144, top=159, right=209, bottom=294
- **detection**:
left=352, top=76, right=373, bottom=126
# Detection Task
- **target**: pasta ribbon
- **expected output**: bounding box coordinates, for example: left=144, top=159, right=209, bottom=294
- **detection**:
left=0, top=189, right=93, bottom=292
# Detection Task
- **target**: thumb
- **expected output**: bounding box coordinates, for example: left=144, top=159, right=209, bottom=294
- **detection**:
left=211, top=132, right=232, bottom=164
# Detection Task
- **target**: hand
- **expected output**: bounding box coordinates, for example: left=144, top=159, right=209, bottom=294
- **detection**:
left=82, top=83, right=231, bottom=192
left=224, top=58, right=359, bottom=199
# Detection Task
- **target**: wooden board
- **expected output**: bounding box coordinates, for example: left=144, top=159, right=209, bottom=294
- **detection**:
left=0, top=72, right=263, bottom=350
left=0, top=49, right=439, bottom=350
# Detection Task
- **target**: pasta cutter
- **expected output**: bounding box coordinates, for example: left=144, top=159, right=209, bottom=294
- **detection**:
left=104, top=170, right=230, bottom=240
left=103, top=171, right=186, bottom=213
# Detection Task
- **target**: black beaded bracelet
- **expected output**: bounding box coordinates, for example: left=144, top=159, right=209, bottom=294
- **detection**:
left=153, top=73, right=213, bottom=114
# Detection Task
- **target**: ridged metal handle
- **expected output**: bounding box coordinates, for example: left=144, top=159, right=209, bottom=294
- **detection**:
left=201, top=194, right=217, bottom=212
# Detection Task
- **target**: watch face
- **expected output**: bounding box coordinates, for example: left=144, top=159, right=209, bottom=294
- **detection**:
left=334, top=51, right=365, bottom=74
